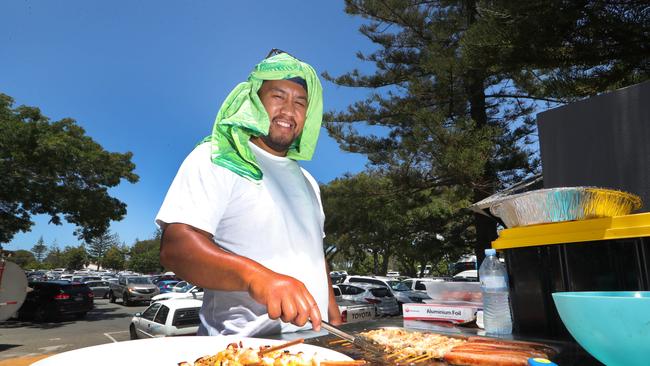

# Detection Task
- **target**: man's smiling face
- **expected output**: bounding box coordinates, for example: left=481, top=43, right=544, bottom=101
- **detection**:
left=252, top=79, right=308, bottom=157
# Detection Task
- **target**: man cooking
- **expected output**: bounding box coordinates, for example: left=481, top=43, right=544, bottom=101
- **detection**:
left=156, top=50, right=341, bottom=336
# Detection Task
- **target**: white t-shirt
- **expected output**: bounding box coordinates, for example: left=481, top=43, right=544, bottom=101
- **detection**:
left=155, top=141, right=328, bottom=336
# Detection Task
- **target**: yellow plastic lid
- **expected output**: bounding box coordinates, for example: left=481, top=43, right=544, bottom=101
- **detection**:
left=492, top=212, right=650, bottom=249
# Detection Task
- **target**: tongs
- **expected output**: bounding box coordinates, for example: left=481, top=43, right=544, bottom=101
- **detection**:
left=318, top=320, right=385, bottom=357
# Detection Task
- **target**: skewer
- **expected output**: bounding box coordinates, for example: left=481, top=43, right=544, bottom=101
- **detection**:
left=394, top=353, right=417, bottom=362
left=405, top=354, right=430, bottom=363
left=414, top=355, right=436, bottom=363
left=387, top=351, right=405, bottom=359
left=258, top=338, right=304, bottom=356
left=328, top=339, right=349, bottom=345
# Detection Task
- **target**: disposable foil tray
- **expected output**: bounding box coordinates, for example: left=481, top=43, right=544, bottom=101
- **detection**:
left=489, top=187, right=642, bottom=228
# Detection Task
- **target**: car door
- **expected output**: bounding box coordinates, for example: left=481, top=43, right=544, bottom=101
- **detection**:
left=150, top=304, right=170, bottom=337
left=135, top=302, right=161, bottom=338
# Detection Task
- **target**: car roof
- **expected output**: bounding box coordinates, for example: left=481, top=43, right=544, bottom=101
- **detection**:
left=454, top=270, right=478, bottom=277
left=154, top=298, right=203, bottom=309
left=403, top=277, right=440, bottom=281
left=339, top=282, right=385, bottom=290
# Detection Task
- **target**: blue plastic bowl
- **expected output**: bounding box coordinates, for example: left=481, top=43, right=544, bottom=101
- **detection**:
left=552, top=291, right=650, bottom=366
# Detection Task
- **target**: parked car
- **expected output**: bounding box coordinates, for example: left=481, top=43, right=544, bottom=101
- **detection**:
left=151, top=284, right=203, bottom=303
left=332, top=285, right=376, bottom=323
left=386, top=271, right=401, bottom=277
left=335, top=283, right=399, bottom=316
left=81, top=276, right=102, bottom=283
left=401, top=277, right=445, bottom=293
left=329, top=271, right=347, bottom=284
left=452, top=270, right=478, bottom=282
left=129, top=299, right=202, bottom=339
left=109, top=276, right=160, bottom=305
left=18, top=280, right=94, bottom=321
left=343, top=275, right=430, bottom=307
left=156, top=280, right=181, bottom=294
left=85, top=280, right=111, bottom=299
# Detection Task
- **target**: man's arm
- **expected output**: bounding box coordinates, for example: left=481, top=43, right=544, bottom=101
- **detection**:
left=159, top=222, right=322, bottom=330
left=324, top=263, right=342, bottom=325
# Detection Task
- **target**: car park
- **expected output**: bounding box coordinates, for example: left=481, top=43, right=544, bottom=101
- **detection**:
left=151, top=284, right=203, bottom=303
left=85, top=280, right=111, bottom=299
left=343, top=275, right=430, bottom=307
left=18, top=280, right=94, bottom=322
left=335, top=283, right=400, bottom=316
left=129, top=299, right=202, bottom=339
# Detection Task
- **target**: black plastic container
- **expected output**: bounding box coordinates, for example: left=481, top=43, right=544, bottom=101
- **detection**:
left=504, top=237, right=650, bottom=338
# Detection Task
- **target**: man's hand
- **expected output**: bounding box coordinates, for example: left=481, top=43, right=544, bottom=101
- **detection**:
left=247, top=269, right=322, bottom=331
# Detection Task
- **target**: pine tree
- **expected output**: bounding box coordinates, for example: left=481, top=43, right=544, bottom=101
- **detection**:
left=86, top=231, right=119, bottom=270
left=324, top=0, right=649, bottom=260
left=31, top=236, right=48, bottom=263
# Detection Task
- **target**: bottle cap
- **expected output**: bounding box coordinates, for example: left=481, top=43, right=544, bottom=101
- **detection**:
left=484, top=248, right=496, bottom=256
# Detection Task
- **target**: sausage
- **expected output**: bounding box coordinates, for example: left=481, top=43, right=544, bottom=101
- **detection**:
left=443, top=350, right=530, bottom=366
left=466, top=337, right=556, bottom=356
left=451, top=343, right=548, bottom=359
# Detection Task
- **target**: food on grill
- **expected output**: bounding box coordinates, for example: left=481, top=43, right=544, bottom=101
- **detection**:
left=179, top=341, right=366, bottom=366
left=359, top=329, right=553, bottom=366
left=361, top=328, right=465, bottom=359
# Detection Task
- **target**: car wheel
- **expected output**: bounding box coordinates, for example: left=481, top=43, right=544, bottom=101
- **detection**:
left=109, top=291, right=116, bottom=303
left=129, top=324, right=138, bottom=340
left=74, top=312, right=87, bottom=319
left=103, top=291, right=109, bottom=299
left=34, top=306, right=50, bottom=322
left=123, top=292, right=131, bottom=306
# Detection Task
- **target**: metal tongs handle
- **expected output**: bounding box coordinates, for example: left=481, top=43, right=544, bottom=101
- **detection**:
left=320, top=320, right=356, bottom=342
left=317, top=320, right=384, bottom=357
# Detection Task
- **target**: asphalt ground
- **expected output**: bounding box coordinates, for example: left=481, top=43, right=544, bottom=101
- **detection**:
left=0, top=298, right=148, bottom=363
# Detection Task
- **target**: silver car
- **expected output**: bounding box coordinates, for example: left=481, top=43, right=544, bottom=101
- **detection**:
left=336, top=283, right=399, bottom=316
left=85, top=280, right=110, bottom=299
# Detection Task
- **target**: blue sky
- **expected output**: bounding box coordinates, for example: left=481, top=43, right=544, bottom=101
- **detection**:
left=1, top=1, right=378, bottom=251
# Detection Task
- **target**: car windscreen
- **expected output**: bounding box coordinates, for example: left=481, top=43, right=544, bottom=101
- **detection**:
left=127, top=277, right=152, bottom=285
left=387, top=280, right=410, bottom=291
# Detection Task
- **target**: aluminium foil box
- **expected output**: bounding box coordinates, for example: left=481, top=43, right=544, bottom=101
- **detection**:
left=402, top=302, right=479, bottom=324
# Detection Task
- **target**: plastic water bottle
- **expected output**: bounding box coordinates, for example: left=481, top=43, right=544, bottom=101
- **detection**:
left=479, top=248, right=513, bottom=334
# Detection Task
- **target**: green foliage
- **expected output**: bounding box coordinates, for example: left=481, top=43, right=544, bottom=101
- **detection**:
left=103, top=245, right=127, bottom=271
left=43, top=244, right=66, bottom=269
left=86, top=231, right=119, bottom=270
left=129, top=238, right=161, bottom=274
left=9, top=249, right=36, bottom=269
left=0, top=94, right=139, bottom=243
left=31, top=236, right=47, bottom=263
left=61, top=245, right=88, bottom=270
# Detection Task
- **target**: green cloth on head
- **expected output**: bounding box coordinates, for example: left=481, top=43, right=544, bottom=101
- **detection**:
left=206, top=52, right=323, bottom=181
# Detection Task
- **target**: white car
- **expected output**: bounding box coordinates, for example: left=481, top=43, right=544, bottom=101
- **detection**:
left=343, top=275, right=430, bottom=306
left=151, top=284, right=204, bottom=303
left=332, top=285, right=376, bottom=323
left=401, top=277, right=444, bottom=293
left=129, top=299, right=202, bottom=339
